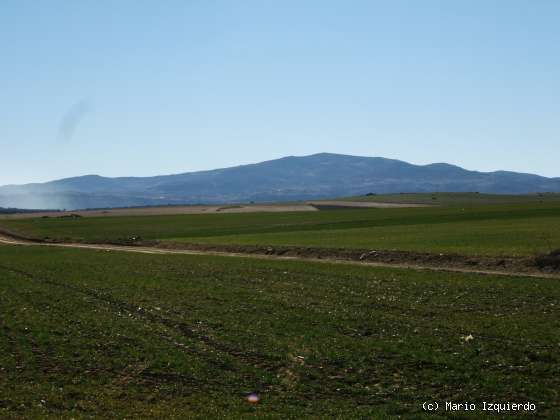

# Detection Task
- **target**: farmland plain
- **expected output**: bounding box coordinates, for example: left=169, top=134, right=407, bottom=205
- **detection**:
left=1, top=194, right=560, bottom=418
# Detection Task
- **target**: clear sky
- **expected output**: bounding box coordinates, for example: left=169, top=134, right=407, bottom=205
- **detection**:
left=2, top=0, right=559, bottom=185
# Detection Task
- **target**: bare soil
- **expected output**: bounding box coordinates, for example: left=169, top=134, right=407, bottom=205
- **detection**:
left=0, top=204, right=318, bottom=219
left=307, top=200, right=431, bottom=209
left=0, top=200, right=430, bottom=220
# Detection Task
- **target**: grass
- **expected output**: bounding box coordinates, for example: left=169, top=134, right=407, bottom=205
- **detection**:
left=1, top=245, right=559, bottom=418
left=2, top=202, right=560, bottom=256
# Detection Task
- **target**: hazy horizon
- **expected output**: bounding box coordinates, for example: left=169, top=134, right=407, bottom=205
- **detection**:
left=3, top=1, right=560, bottom=185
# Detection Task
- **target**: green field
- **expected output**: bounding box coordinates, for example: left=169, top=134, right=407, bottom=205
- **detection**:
left=1, top=245, right=559, bottom=418
left=2, top=202, right=560, bottom=256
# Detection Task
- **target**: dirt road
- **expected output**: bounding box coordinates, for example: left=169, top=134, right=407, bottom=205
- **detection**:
left=1, top=233, right=558, bottom=280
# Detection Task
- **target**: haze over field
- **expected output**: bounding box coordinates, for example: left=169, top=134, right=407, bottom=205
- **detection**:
left=1, top=153, right=559, bottom=210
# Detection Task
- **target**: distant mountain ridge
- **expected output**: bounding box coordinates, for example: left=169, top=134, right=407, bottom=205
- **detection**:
left=1, top=153, right=559, bottom=210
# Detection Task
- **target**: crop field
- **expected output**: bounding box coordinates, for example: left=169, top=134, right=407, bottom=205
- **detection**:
left=1, top=245, right=559, bottom=418
left=180, top=212, right=560, bottom=257
left=2, top=202, right=560, bottom=257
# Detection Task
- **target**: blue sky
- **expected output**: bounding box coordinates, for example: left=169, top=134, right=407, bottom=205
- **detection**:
left=2, top=0, right=559, bottom=185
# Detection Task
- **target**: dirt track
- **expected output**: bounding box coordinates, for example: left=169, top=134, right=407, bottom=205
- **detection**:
left=1, top=233, right=558, bottom=280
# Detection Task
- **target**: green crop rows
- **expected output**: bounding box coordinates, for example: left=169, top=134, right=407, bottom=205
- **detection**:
left=1, top=245, right=559, bottom=418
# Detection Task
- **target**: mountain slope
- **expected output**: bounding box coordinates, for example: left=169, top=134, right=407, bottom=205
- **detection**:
left=1, top=153, right=559, bottom=209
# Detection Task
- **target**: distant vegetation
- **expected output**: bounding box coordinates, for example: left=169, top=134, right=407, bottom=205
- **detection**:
left=0, top=207, right=57, bottom=214
left=340, top=192, right=560, bottom=206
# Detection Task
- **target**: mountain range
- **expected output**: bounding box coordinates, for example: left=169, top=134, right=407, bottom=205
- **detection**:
left=1, top=153, right=559, bottom=210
